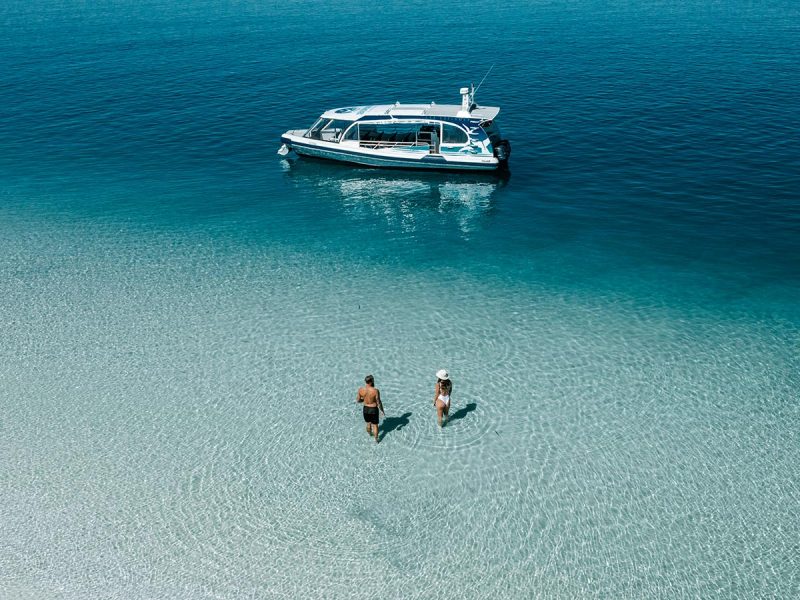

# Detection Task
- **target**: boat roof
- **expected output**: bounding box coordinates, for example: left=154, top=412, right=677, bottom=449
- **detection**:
left=320, top=103, right=500, bottom=122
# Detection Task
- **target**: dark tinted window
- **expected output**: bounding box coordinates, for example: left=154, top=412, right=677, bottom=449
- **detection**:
left=481, top=120, right=503, bottom=144
left=358, top=123, right=420, bottom=141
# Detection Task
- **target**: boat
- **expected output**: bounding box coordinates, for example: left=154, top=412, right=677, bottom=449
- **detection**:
left=278, top=85, right=511, bottom=172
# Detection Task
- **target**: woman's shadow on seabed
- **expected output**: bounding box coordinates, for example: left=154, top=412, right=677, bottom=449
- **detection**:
left=446, top=402, right=477, bottom=425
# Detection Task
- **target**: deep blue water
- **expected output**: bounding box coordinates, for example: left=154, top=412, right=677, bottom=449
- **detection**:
left=2, top=0, right=798, bottom=317
left=1, top=1, right=799, bottom=598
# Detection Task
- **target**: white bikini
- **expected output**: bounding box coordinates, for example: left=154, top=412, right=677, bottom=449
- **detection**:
left=437, top=380, right=451, bottom=407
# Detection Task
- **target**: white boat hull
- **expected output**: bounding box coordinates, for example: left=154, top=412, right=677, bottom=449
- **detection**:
left=280, top=133, right=503, bottom=172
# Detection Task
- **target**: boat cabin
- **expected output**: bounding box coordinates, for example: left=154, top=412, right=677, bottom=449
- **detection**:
left=303, top=99, right=503, bottom=156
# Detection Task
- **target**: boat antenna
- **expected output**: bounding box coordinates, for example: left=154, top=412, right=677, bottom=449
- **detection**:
left=473, top=63, right=495, bottom=96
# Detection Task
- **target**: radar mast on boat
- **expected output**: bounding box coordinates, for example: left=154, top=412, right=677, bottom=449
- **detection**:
left=458, top=84, right=475, bottom=117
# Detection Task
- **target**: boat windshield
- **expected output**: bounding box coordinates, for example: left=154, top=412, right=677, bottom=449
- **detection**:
left=305, top=118, right=351, bottom=142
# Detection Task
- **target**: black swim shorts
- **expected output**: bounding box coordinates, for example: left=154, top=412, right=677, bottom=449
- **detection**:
left=363, top=405, right=379, bottom=425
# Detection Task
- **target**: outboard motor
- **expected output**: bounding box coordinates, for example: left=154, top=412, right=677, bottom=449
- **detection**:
left=494, top=139, right=511, bottom=163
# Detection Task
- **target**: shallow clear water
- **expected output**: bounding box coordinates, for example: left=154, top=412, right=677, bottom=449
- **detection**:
left=1, top=1, right=799, bottom=598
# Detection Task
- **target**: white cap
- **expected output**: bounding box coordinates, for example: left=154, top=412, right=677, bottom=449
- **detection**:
left=436, top=369, right=449, bottom=380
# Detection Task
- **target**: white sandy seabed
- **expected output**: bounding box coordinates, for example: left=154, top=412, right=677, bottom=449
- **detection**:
left=1, top=214, right=798, bottom=599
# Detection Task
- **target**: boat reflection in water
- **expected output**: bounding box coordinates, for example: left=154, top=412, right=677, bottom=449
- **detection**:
left=280, top=157, right=508, bottom=237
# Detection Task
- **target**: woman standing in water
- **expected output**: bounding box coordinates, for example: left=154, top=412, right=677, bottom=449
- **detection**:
left=433, top=369, right=452, bottom=427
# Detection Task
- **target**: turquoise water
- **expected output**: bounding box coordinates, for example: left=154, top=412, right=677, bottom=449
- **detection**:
left=1, top=1, right=799, bottom=598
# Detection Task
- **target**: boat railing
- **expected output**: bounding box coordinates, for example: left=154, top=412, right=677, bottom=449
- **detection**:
left=358, top=140, right=429, bottom=150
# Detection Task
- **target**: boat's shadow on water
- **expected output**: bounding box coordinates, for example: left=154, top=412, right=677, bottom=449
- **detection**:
left=280, top=157, right=509, bottom=235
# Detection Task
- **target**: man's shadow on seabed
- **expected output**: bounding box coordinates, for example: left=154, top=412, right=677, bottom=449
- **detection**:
left=379, top=412, right=412, bottom=442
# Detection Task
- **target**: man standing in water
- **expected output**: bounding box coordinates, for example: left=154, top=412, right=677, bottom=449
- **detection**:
left=356, top=374, right=384, bottom=443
